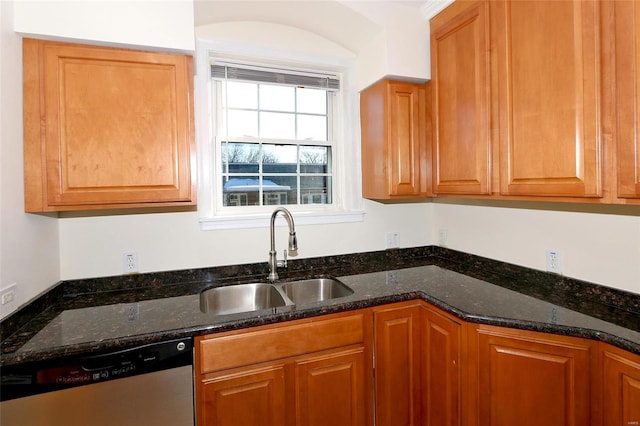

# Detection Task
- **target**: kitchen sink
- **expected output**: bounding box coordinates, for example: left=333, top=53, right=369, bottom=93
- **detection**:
left=200, top=283, right=289, bottom=315
left=279, top=277, right=354, bottom=304
left=200, top=277, right=354, bottom=315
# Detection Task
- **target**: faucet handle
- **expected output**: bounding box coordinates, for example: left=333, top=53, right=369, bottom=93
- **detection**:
left=276, top=249, right=288, bottom=269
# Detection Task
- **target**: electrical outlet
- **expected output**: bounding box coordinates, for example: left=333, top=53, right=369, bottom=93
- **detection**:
left=438, top=229, right=448, bottom=247
left=386, top=233, right=400, bottom=249
left=123, top=252, right=139, bottom=274
left=1, top=283, right=17, bottom=306
left=546, top=250, right=562, bottom=274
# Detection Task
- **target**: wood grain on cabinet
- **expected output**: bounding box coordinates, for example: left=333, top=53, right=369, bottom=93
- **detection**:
left=373, top=303, right=422, bottom=426
left=195, top=310, right=372, bottom=426
left=431, top=0, right=491, bottom=195
left=493, top=0, right=602, bottom=198
left=23, top=38, right=195, bottom=212
left=360, top=80, right=428, bottom=200
left=421, top=304, right=463, bottom=426
left=601, top=343, right=640, bottom=426
left=295, top=348, right=366, bottom=426
left=614, top=0, right=640, bottom=200
left=469, top=325, right=595, bottom=426
left=200, top=363, right=287, bottom=426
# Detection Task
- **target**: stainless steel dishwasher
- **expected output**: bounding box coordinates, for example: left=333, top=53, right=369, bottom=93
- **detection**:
left=1, top=338, right=194, bottom=426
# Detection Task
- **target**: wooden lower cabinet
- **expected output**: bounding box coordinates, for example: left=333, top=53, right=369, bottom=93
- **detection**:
left=374, top=303, right=423, bottom=426
left=200, top=363, right=287, bottom=426
left=195, top=302, right=640, bottom=426
left=469, top=325, right=596, bottom=426
left=295, top=348, right=366, bottom=426
left=421, top=304, right=463, bottom=426
left=373, top=301, right=463, bottom=426
left=195, top=310, right=372, bottom=426
left=601, top=343, right=640, bottom=426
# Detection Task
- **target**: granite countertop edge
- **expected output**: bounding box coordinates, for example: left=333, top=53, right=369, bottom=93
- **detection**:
left=1, top=246, right=639, bottom=366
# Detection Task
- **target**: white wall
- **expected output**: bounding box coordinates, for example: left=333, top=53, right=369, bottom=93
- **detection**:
left=13, top=0, right=195, bottom=52
left=0, top=0, right=59, bottom=319
left=58, top=202, right=432, bottom=279
left=433, top=202, right=640, bottom=294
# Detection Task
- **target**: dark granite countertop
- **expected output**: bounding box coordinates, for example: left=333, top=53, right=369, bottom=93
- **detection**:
left=1, top=246, right=639, bottom=367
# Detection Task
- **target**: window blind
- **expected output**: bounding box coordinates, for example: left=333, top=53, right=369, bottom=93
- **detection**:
left=211, top=62, right=340, bottom=91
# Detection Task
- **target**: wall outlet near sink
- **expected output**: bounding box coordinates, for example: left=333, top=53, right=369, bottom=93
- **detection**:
left=546, top=249, right=562, bottom=274
left=123, top=252, right=139, bottom=274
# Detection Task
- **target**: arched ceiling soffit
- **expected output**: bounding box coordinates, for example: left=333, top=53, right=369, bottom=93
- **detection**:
left=193, top=0, right=425, bottom=54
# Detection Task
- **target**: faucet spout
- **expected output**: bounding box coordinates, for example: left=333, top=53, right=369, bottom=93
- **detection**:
left=268, top=207, right=298, bottom=282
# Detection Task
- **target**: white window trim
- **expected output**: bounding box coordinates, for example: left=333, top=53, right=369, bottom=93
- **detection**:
left=195, top=38, right=364, bottom=230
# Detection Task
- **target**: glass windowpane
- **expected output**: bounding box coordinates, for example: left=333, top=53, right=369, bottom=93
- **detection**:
left=301, top=176, right=331, bottom=204
left=223, top=176, right=260, bottom=206
left=226, top=82, right=257, bottom=109
left=297, top=115, right=327, bottom=141
left=260, top=112, right=295, bottom=139
left=227, top=110, right=257, bottom=138
left=263, top=144, right=297, bottom=173
left=297, top=88, right=326, bottom=114
left=260, top=85, right=295, bottom=112
left=263, top=176, right=297, bottom=206
left=300, top=146, right=329, bottom=173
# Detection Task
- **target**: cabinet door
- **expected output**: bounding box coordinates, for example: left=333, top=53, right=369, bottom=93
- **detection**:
left=23, top=39, right=195, bottom=211
left=421, top=305, right=462, bottom=426
left=387, top=82, right=426, bottom=197
left=615, top=0, right=640, bottom=199
left=360, top=80, right=427, bottom=200
left=431, top=0, right=491, bottom=195
left=493, top=1, right=602, bottom=197
left=295, top=347, right=366, bottom=426
left=470, top=325, right=594, bottom=426
left=373, top=304, right=422, bottom=426
left=199, top=364, right=287, bottom=426
left=602, top=344, right=640, bottom=426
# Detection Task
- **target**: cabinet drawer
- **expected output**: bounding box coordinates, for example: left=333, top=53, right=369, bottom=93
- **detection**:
left=198, top=313, right=365, bottom=374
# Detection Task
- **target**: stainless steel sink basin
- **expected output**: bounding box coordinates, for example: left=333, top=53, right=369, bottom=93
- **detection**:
left=200, top=283, right=288, bottom=315
left=200, top=277, right=354, bottom=315
left=279, top=277, right=353, bottom=304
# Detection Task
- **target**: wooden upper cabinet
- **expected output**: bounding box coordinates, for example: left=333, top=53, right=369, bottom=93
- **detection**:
left=431, top=0, right=491, bottom=195
left=492, top=0, right=602, bottom=198
left=360, top=79, right=428, bottom=201
left=23, top=38, right=196, bottom=212
left=615, top=0, right=640, bottom=200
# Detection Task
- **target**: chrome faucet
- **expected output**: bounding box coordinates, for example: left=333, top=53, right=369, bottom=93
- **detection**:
left=268, top=207, right=298, bottom=282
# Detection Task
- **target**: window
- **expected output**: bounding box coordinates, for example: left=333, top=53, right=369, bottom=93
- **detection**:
left=212, top=63, right=338, bottom=209
left=195, top=41, right=365, bottom=230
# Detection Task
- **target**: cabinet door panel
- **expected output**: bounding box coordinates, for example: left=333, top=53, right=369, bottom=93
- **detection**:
left=295, top=348, right=366, bottom=426
left=494, top=1, right=602, bottom=197
left=421, top=306, right=462, bottom=426
left=472, top=326, right=593, bottom=426
left=431, top=0, right=491, bottom=195
left=388, top=83, right=424, bottom=196
left=199, top=364, right=286, bottom=426
left=23, top=39, right=194, bottom=210
left=615, top=0, right=640, bottom=199
left=602, top=345, right=640, bottom=426
left=374, top=305, right=422, bottom=426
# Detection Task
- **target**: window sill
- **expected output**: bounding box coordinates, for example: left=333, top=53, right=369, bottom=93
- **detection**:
left=199, top=209, right=365, bottom=230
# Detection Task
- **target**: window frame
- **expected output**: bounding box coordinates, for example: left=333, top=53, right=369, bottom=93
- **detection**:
left=212, top=70, right=337, bottom=211
left=195, top=39, right=364, bottom=230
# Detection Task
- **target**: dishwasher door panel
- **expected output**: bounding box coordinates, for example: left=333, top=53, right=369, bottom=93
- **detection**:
left=0, top=365, right=194, bottom=426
